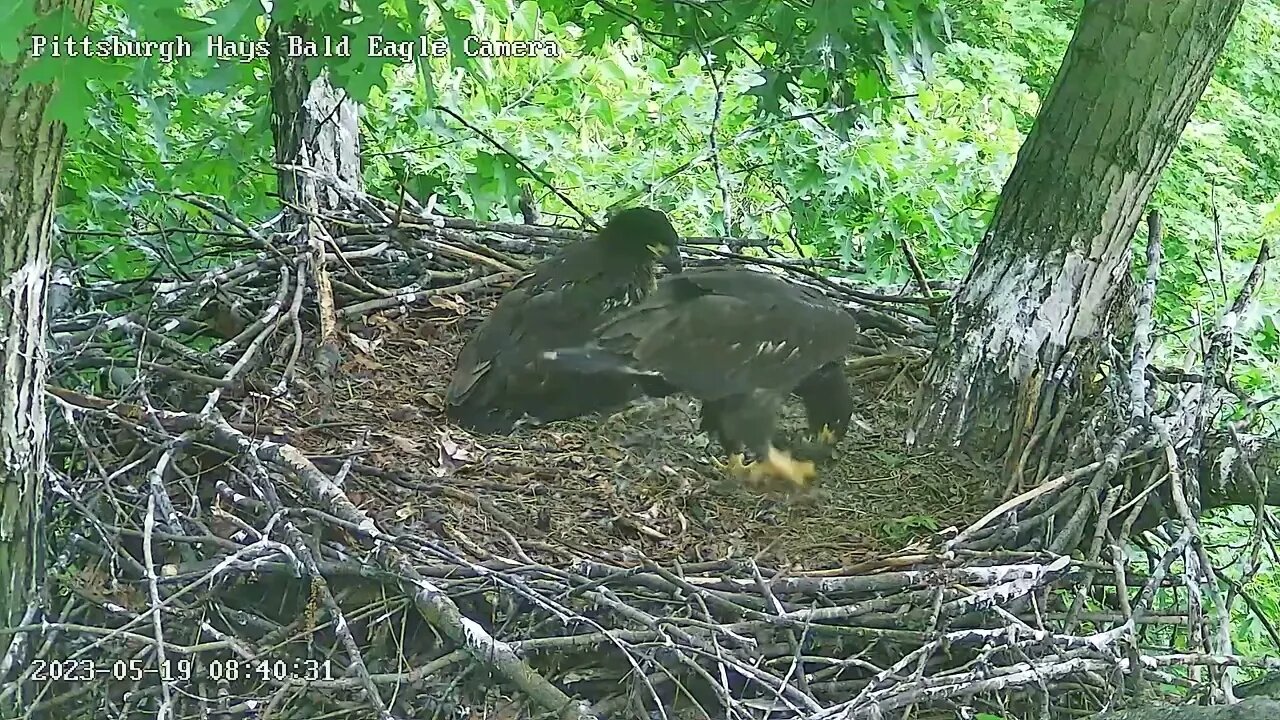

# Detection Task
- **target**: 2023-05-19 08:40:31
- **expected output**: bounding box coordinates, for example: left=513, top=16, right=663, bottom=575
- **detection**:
left=30, top=657, right=337, bottom=683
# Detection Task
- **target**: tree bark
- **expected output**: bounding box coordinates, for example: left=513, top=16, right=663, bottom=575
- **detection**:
left=266, top=14, right=363, bottom=364
left=910, top=0, right=1246, bottom=458
left=0, top=0, right=95, bottom=701
left=267, top=15, right=362, bottom=213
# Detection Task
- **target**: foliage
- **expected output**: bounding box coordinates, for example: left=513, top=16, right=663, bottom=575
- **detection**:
left=356, top=0, right=1045, bottom=284
left=1138, top=507, right=1280, bottom=681
left=1144, top=1, right=1280, bottom=406
left=525, top=0, right=948, bottom=130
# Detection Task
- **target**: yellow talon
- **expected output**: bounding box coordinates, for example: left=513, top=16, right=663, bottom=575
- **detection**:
left=711, top=453, right=749, bottom=477
left=816, top=425, right=838, bottom=445
left=745, top=446, right=817, bottom=489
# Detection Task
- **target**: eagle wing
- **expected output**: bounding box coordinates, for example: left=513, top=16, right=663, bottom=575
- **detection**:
left=445, top=241, right=655, bottom=406
left=594, top=270, right=863, bottom=401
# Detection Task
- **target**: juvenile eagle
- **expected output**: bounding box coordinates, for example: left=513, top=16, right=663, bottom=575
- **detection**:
left=541, top=267, right=865, bottom=489
left=445, top=207, right=682, bottom=433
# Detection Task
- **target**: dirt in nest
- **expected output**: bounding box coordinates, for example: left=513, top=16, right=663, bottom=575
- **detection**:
left=264, top=301, right=995, bottom=570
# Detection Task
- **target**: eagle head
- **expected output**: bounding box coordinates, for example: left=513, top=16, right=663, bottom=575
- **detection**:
left=600, top=207, right=682, bottom=273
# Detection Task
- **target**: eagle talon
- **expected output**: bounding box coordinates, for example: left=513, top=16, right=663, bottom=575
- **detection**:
left=745, top=447, right=817, bottom=490
left=711, top=453, right=749, bottom=478
left=794, top=424, right=842, bottom=463
left=815, top=425, right=839, bottom=446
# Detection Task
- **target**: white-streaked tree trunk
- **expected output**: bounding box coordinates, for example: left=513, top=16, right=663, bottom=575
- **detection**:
left=0, top=0, right=95, bottom=703
left=266, top=14, right=362, bottom=366
left=267, top=16, right=362, bottom=212
left=910, top=0, right=1246, bottom=460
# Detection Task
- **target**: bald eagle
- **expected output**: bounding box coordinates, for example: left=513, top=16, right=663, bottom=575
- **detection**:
left=445, top=207, right=682, bottom=433
left=541, top=267, right=865, bottom=489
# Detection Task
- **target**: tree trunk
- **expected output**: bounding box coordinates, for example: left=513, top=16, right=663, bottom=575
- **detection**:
left=267, top=16, right=362, bottom=213
left=910, top=0, right=1245, bottom=458
left=266, top=14, right=363, bottom=386
left=0, top=0, right=95, bottom=701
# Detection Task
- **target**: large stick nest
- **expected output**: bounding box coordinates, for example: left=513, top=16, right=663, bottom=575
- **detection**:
left=35, top=182, right=1280, bottom=720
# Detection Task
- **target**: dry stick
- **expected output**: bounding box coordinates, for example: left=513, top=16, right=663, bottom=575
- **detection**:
left=901, top=587, right=947, bottom=720
left=1049, top=426, right=1146, bottom=555
left=275, top=172, right=527, bottom=271
left=1006, top=357, right=1070, bottom=497
left=77, top=263, right=391, bottom=712
left=107, top=316, right=234, bottom=377
left=276, top=162, right=397, bottom=227
left=277, top=259, right=309, bottom=390
left=898, top=235, right=933, bottom=298
left=54, top=519, right=294, bottom=665
left=305, top=213, right=338, bottom=345
left=1064, top=485, right=1124, bottom=633
left=142, top=493, right=175, bottom=720
left=824, top=626, right=1107, bottom=718
left=69, top=355, right=234, bottom=389
left=950, top=463, right=1095, bottom=547
left=1189, top=238, right=1271, bottom=512
left=688, top=583, right=748, bottom=720
left=597, top=563, right=814, bottom=712
left=751, top=560, right=811, bottom=699
left=232, top=434, right=397, bottom=719
left=432, top=227, right=526, bottom=272
left=1130, top=211, right=1164, bottom=421
left=1211, top=185, right=1229, bottom=305
left=1164, top=439, right=1237, bottom=703
left=1220, top=575, right=1280, bottom=651
left=337, top=271, right=521, bottom=317
left=172, top=192, right=278, bottom=259
left=214, top=267, right=292, bottom=358
left=323, top=236, right=397, bottom=297
left=1107, top=538, right=1144, bottom=698
left=1181, top=240, right=1269, bottom=700
left=335, top=219, right=518, bottom=271
left=697, top=38, right=736, bottom=237
left=1227, top=425, right=1273, bottom=605
left=233, top=433, right=599, bottom=720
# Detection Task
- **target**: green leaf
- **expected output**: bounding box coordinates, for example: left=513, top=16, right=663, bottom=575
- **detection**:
left=201, top=0, right=263, bottom=41
left=0, top=1, right=39, bottom=62
left=144, top=96, right=170, bottom=160
left=439, top=6, right=474, bottom=75
left=746, top=69, right=792, bottom=116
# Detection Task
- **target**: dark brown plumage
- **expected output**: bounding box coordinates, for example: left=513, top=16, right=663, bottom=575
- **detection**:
left=541, top=267, right=866, bottom=489
left=445, top=207, right=682, bottom=433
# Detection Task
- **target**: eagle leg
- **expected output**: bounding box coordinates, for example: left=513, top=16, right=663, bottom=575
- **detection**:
left=701, top=398, right=750, bottom=478
left=715, top=391, right=816, bottom=489
left=790, top=424, right=841, bottom=462
left=816, top=425, right=840, bottom=445
left=792, top=362, right=855, bottom=461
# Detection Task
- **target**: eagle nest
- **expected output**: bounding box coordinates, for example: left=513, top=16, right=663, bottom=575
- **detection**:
left=40, top=182, right=1280, bottom=720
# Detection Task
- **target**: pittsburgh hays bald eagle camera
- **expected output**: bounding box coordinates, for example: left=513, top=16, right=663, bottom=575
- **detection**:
left=445, top=207, right=682, bottom=434
left=541, top=267, right=866, bottom=489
